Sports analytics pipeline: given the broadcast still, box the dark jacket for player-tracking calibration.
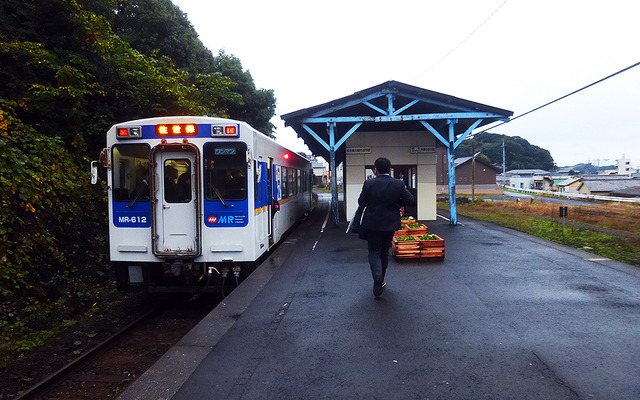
[357,174,415,238]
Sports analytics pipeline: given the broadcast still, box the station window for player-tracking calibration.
[112,144,150,202]
[203,142,247,202]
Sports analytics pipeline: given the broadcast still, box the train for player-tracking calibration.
[91,116,313,293]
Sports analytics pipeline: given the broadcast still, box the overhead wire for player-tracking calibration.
[473,60,640,136]
[411,0,510,80]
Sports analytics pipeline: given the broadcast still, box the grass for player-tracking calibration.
[451,199,640,268]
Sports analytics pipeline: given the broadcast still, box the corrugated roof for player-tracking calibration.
[611,186,640,197]
[455,157,500,171]
[506,169,550,176]
[580,179,640,192]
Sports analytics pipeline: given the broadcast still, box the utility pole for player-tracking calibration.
[472,151,480,201]
[472,139,475,201]
[502,139,506,187]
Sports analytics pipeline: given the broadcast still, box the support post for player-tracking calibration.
[329,123,339,224]
[447,120,458,225]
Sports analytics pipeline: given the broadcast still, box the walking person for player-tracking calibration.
[357,157,415,297]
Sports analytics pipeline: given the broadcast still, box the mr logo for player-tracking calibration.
[208,215,235,224]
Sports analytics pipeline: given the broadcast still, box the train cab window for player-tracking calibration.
[164,159,191,203]
[112,144,150,202]
[203,142,247,201]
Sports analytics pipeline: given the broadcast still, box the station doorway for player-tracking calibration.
[364,164,418,219]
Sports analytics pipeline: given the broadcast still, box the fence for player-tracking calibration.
[504,186,640,204]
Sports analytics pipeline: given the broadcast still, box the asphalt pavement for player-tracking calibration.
[119,196,640,400]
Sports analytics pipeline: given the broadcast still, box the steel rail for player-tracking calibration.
[14,307,159,400]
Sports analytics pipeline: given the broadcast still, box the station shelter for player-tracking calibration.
[281,81,512,225]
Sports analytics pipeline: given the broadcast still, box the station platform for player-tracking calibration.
[119,195,640,400]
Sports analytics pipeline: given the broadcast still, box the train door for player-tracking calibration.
[268,157,274,246]
[152,145,200,256]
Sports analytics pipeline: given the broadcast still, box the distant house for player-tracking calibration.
[577,176,640,196]
[611,186,640,198]
[311,159,328,185]
[557,177,582,193]
[505,169,550,190]
[436,151,500,192]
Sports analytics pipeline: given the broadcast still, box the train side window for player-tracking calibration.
[281,167,288,198]
[112,144,150,202]
[203,142,247,202]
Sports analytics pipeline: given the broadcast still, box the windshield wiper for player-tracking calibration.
[127,181,149,208]
[211,183,230,207]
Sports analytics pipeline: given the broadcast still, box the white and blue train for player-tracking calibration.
[92,116,312,293]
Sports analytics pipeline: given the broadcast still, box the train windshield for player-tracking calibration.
[203,142,247,202]
[112,144,150,202]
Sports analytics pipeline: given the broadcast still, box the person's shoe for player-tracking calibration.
[374,281,384,297]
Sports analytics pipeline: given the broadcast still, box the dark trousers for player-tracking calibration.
[366,230,395,283]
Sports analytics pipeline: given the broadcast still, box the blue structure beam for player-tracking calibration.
[328,123,339,224]
[454,119,483,148]
[334,122,363,150]
[393,99,419,116]
[300,112,502,123]
[309,91,389,117]
[308,91,477,118]
[447,119,458,225]
[363,101,387,115]
[301,124,330,151]
[420,121,448,147]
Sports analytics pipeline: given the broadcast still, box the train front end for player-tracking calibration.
[96,116,267,293]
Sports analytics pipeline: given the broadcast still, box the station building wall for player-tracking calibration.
[344,130,437,222]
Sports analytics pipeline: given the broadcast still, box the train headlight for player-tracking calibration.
[211,125,239,137]
[116,126,142,139]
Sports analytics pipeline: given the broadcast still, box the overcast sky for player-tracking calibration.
[172,0,639,169]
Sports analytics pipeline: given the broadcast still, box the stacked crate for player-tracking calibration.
[392,218,445,260]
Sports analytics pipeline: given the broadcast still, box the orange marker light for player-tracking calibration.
[225,126,236,135]
[283,153,290,160]
[117,128,129,137]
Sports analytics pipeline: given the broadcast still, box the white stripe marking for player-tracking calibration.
[321,205,330,233]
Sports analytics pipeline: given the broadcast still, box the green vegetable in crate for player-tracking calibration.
[407,223,422,228]
[419,234,437,240]
[396,236,416,241]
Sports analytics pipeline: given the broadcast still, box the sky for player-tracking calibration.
[172,0,639,169]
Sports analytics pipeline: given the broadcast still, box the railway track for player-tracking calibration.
[12,295,219,400]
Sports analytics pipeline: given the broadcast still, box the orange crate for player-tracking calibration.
[395,223,428,236]
[392,236,420,257]
[419,234,445,259]
[393,233,445,260]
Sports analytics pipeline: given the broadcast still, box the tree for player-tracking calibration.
[0,0,278,346]
[457,132,556,172]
